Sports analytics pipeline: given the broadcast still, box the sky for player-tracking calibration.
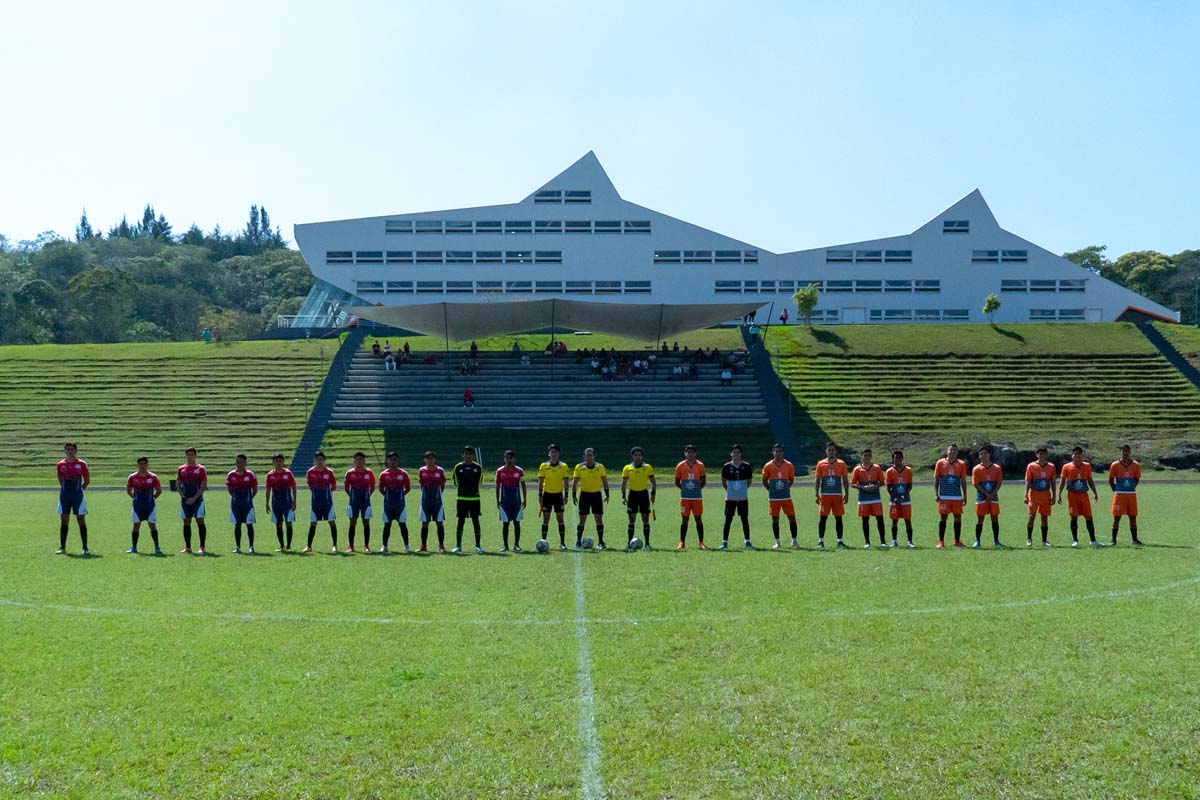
[2,0,1197,258]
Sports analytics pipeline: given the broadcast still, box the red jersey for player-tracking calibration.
[226,469,257,498]
[495,464,525,489]
[306,466,338,492]
[176,464,207,493]
[126,472,161,494]
[379,467,411,494]
[419,465,447,490]
[344,467,376,493]
[57,458,89,485]
[266,469,297,493]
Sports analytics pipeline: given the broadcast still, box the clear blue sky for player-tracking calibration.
[2,1,1197,258]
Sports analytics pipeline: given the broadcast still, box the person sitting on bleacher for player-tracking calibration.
[384,353,396,371]
[720,368,733,386]
[511,341,520,358]
[372,342,382,358]
[463,388,474,408]
[402,342,411,362]
[590,357,601,374]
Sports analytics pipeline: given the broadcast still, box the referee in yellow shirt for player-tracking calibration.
[572,448,610,550]
[621,446,657,549]
[537,444,572,550]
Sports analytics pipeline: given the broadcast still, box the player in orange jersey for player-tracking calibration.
[674,445,707,549]
[933,444,968,548]
[1107,444,1142,545]
[1024,447,1057,546]
[762,444,798,549]
[850,449,887,548]
[971,445,1004,548]
[1058,446,1102,547]
[813,442,850,549]
[884,450,915,548]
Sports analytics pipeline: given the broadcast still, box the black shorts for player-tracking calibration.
[626,489,651,515]
[578,491,604,516]
[541,492,565,513]
[725,499,749,519]
[456,499,481,519]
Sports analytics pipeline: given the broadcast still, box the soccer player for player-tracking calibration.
[763,443,798,549]
[226,454,258,554]
[452,446,484,553]
[1108,444,1142,545]
[496,450,527,551]
[177,447,208,554]
[884,450,915,548]
[378,451,411,553]
[125,457,163,555]
[972,446,1004,548]
[813,442,849,549]
[674,444,707,549]
[418,451,447,552]
[572,447,609,550]
[1058,446,1102,547]
[344,451,376,553]
[1025,447,1057,547]
[537,443,572,550]
[621,447,656,549]
[55,443,90,555]
[850,449,887,548]
[265,454,297,552]
[934,444,968,548]
[720,444,753,549]
[304,451,339,553]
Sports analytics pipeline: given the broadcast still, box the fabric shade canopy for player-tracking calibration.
[350,299,764,341]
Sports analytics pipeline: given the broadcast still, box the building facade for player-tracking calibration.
[292,152,1178,330]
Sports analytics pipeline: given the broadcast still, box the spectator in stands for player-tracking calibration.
[463,388,474,408]
[720,368,733,386]
[511,341,521,358]
[633,357,642,373]
[661,342,669,352]
[557,341,567,355]
[672,364,683,378]
[384,353,397,371]
[200,327,213,343]
[470,341,479,356]
[383,341,392,356]
[422,353,435,365]
[402,342,411,362]
[748,324,759,342]
[590,356,601,374]
[520,354,532,367]
[647,352,657,369]
[372,342,382,358]
[673,341,680,352]
[779,308,790,325]
[688,363,699,380]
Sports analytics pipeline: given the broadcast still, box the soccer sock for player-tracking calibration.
[234,524,242,549]
[307,524,316,548]
[596,525,605,546]
[383,522,392,548]
[473,518,481,548]
[399,523,409,548]
[789,516,798,539]
[627,519,635,542]
[329,522,338,548]
[723,512,732,542]
[891,519,898,541]
[861,517,870,544]
[286,523,293,548]
[276,523,286,549]
[874,516,884,543]
[131,528,139,549]
[514,521,522,547]
[834,516,843,541]
[348,522,356,549]
[60,521,68,549]
[149,526,159,548]
[246,525,254,549]
[1070,518,1079,542]
[78,521,88,550]
[1085,518,1096,542]
[938,517,947,543]
[953,517,962,542]
[818,515,827,543]
[420,525,429,549]
[502,522,509,549]
[1130,522,1139,541]
[991,516,1000,544]
[558,521,566,546]
[196,521,205,549]
[680,518,689,544]
[695,517,704,543]
[1041,521,1049,542]
[182,522,192,549]
[975,520,983,543]
[739,514,749,540]
[362,520,371,549]
[905,520,913,543]
[436,523,445,548]
[456,518,465,548]
[1111,522,1119,542]
[641,521,649,546]
[576,521,585,545]
[772,517,781,541]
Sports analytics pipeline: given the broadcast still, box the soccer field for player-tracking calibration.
[2,486,1198,799]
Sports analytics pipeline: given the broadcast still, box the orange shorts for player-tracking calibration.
[769,499,795,517]
[975,500,1000,517]
[888,503,912,521]
[1067,493,1092,518]
[1111,494,1138,518]
[1027,498,1052,517]
[817,495,844,517]
[857,502,882,517]
[679,499,703,517]
[937,499,963,516]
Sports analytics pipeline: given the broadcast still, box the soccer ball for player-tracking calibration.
[580,537,594,550]
[535,539,550,554]
[629,537,644,551]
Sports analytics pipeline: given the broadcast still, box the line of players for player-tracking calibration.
[53,440,1144,555]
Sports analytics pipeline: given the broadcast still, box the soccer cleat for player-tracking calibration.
[773,541,781,550]
[380,546,389,554]
[891,540,898,548]
[451,546,462,554]
[438,546,446,553]
[879,541,888,549]
[514,545,522,552]
[791,538,800,549]
[232,547,240,554]
[907,541,916,549]
[500,546,509,552]
[952,540,965,548]
[1042,541,1053,547]
[972,541,981,549]
[560,543,568,551]
[994,542,1006,548]
[181,547,192,554]
[1090,540,1105,548]
[597,543,607,550]
[362,546,371,554]
[154,547,163,556]
[247,547,255,554]
[744,540,753,549]
[475,546,484,554]
[275,547,284,553]
[1071,541,1079,548]
[1132,538,1144,546]
[126,546,138,554]
[331,546,339,553]
[718,541,728,550]
[836,541,848,550]
[863,543,871,549]
[935,541,944,549]
[405,545,413,553]
[1111,537,1118,546]
[346,546,355,554]
[81,549,91,557]
[698,541,708,550]
[198,547,207,555]
[300,546,312,553]
[677,542,685,549]
[55,547,65,554]
[817,540,825,549]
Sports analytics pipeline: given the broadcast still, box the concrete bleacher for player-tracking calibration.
[329,349,769,429]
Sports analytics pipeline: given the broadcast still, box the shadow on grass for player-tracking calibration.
[66,552,103,559]
[811,328,849,353]
[990,324,1026,344]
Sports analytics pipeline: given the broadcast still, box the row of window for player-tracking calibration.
[801,279,942,293]
[1030,308,1087,321]
[355,279,651,296]
[868,308,970,322]
[1001,279,1085,292]
[654,250,759,264]
[972,250,1029,262]
[328,250,564,265]
[943,220,970,233]
[825,249,913,263]
[534,189,591,203]
[383,219,650,235]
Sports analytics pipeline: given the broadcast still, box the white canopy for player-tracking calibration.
[350,299,764,341]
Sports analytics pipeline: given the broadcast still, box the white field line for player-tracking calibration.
[573,553,606,800]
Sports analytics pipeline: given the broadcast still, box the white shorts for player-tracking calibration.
[131,506,157,524]
[347,504,372,520]
[419,506,444,523]
[229,507,257,524]
[499,505,523,523]
[270,509,296,523]
[180,499,206,520]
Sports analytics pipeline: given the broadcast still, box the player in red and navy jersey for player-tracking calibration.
[1108,444,1142,545]
[125,457,163,555]
[378,451,411,553]
[344,451,376,553]
[177,448,208,554]
[226,454,258,554]
[418,451,448,552]
[495,450,527,551]
[265,454,298,552]
[1058,446,1102,548]
[55,443,90,555]
[304,451,339,553]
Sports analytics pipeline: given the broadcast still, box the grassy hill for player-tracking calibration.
[765,323,1200,471]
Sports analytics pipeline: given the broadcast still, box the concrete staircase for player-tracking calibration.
[290,326,367,472]
[1136,322,1200,391]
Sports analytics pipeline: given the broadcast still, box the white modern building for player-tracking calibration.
[292,152,1178,337]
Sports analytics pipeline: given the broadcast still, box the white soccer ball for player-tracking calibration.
[580,537,594,550]
[629,537,644,551]
[535,538,550,554]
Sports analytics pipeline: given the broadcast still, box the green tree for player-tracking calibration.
[75,210,95,241]
[14,279,64,343]
[1062,245,1110,274]
[67,268,136,342]
[1102,251,1175,300]
[180,224,205,246]
[792,282,820,327]
[983,292,1001,324]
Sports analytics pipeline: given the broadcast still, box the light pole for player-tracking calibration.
[302,380,316,422]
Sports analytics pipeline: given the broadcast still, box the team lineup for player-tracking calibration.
[52,440,1145,557]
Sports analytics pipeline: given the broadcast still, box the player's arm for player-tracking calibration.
[841,471,849,503]
[250,478,258,501]
[620,475,629,504]
[602,475,610,503]
[126,478,134,499]
[290,476,297,507]
[1107,469,1116,492]
[1088,476,1098,500]
[344,474,352,496]
[699,471,707,488]
[649,472,657,501]
[81,464,90,491]
[675,471,682,490]
[571,475,579,504]
[1056,474,1066,504]
[196,476,206,503]
[520,476,527,508]
[813,473,820,500]
[153,477,162,500]
[495,475,501,506]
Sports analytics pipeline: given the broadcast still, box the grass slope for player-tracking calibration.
[1,486,1197,799]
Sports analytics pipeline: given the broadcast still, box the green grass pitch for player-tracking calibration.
[1,485,1198,799]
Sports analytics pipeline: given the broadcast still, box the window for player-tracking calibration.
[943,220,969,233]
[445,251,473,263]
[856,250,882,263]
[854,280,882,292]
[356,280,383,293]
[535,220,562,234]
[595,281,622,294]
[972,250,1000,262]
[826,280,853,293]
[535,281,563,294]
[885,279,913,292]
[810,309,839,322]
[416,281,444,293]
[384,220,413,234]
[475,221,501,234]
[446,281,473,293]
[1001,279,1027,292]
[743,250,758,263]
[326,250,353,264]
[760,280,776,293]
[1030,280,1056,292]
[444,221,473,234]
[565,221,592,234]
[1029,309,1057,320]
[505,251,533,264]
[1058,308,1086,320]
[534,251,562,263]
[625,280,651,294]
[534,190,562,203]
[869,310,882,321]
[943,309,969,321]
[505,281,532,293]
[594,220,621,234]
[564,190,591,203]
[624,221,651,233]
[715,280,741,294]
[684,250,713,263]
[884,250,913,262]
[778,280,796,292]
[1059,279,1086,292]
[386,280,413,293]
[885,309,913,321]
[566,281,593,294]
[476,251,502,263]
[415,220,443,234]
[914,279,941,293]
[743,280,758,292]
[826,249,854,263]
[715,250,742,263]
[476,281,502,294]
[797,280,822,292]
[416,251,442,263]
[504,221,532,234]
[915,309,940,320]
[386,251,414,264]
[1001,249,1028,262]
[654,250,681,263]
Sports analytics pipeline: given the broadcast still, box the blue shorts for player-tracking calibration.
[499,503,523,523]
[229,502,256,525]
[57,492,87,516]
[180,497,206,519]
[420,503,444,523]
[132,502,157,523]
[383,503,407,523]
